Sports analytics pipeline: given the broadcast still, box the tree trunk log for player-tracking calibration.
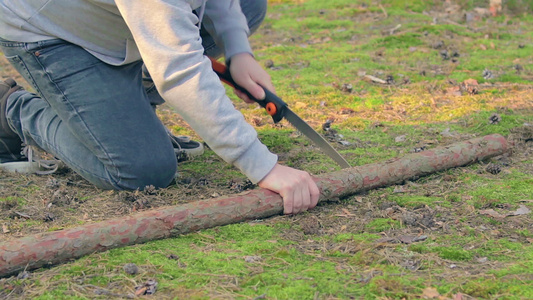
[0,134,509,277]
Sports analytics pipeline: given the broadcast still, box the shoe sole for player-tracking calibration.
[0,161,41,173]
[181,143,204,157]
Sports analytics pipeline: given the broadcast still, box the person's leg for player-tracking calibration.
[0,38,177,190]
[202,0,268,59]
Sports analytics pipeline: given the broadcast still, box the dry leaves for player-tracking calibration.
[375,235,427,244]
[335,208,355,217]
[480,204,531,219]
[135,279,158,296]
[461,78,479,95]
[421,287,440,299]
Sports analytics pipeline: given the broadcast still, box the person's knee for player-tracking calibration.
[114,149,177,190]
[241,0,268,34]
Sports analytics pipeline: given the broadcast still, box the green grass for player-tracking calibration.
[0,196,26,209]
[2,1,533,299]
[365,218,403,232]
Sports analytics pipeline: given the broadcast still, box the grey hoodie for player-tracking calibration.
[0,0,278,183]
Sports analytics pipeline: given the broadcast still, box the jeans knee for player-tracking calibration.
[241,0,268,34]
[114,150,177,190]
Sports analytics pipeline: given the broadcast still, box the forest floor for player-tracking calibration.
[1,0,532,299]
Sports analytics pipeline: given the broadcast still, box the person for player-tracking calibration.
[0,0,319,214]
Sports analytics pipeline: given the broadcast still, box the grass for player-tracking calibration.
[1,0,533,299]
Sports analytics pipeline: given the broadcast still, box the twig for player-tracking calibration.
[389,24,402,35]
[14,212,31,219]
[378,4,388,18]
[364,75,387,84]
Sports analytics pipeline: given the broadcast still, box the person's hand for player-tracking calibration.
[258,164,320,215]
[229,53,275,104]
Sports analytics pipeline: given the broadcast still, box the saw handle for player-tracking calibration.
[209,56,287,123]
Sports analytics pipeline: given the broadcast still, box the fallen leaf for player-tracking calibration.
[446,86,462,96]
[480,205,531,218]
[393,186,406,193]
[339,107,354,114]
[135,279,158,296]
[489,0,502,16]
[395,135,407,142]
[251,116,263,127]
[453,293,465,300]
[479,209,506,219]
[461,78,479,94]
[134,287,147,296]
[463,78,479,85]
[2,224,9,234]
[341,208,355,216]
[399,235,428,244]
[340,83,353,93]
[375,237,397,244]
[244,256,262,263]
[422,287,440,299]
[399,235,416,244]
[509,204,531,216]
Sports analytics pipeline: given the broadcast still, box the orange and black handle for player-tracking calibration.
[209,56,287,123]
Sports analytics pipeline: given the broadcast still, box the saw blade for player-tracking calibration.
[284,109,351,169]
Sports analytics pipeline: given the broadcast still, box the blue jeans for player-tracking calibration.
[0,0,267,190]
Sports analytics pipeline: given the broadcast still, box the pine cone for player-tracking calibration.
[488,113,501,125]
[486,163,502,175]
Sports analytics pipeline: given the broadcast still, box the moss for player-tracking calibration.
[458,171,533,207]
[365,218,402,232]
[371,33,425,49]
[380,0,433,13]
[333,232,381,243]
[436,246,474,261]
[13,1,533,299]
[0,196,26,209]
[461,279,506,298]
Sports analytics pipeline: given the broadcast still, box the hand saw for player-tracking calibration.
[209,57,351,169]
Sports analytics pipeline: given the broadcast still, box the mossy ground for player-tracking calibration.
[1,1,532,299]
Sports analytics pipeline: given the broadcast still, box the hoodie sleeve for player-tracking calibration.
[114,0,277,183]
[200,0,253,60]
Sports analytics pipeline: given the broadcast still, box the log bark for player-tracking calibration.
[0,134,509,277]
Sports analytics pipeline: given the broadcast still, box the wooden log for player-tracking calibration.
[0,134,509,277]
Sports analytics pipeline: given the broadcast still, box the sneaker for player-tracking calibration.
[142,68,204,162]
[0,78,23,163]
[167,129,204,162]
[0,78,63,174]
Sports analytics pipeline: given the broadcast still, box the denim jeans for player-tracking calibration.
[0,0,267,190]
